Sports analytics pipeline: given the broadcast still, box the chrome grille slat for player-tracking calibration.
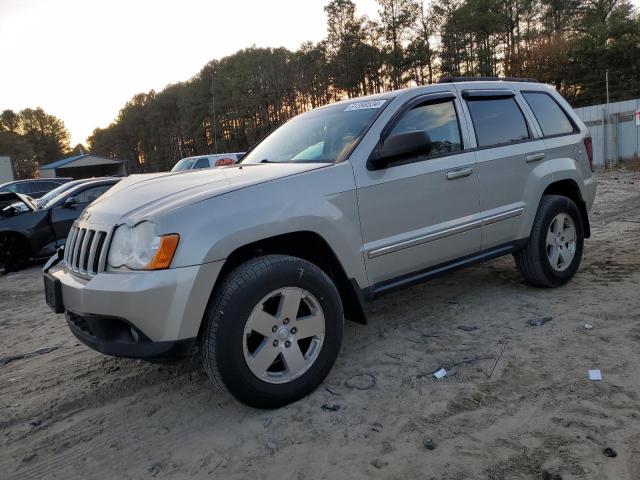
[86,231,102,276]
[72,229,86,271]
[64,224,112,277]
[78,230,91,273]
[66,226,79,265]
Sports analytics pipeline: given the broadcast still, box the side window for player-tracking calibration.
[74,185,111,204]
[14,183,31,194]
[466,97,530,147]
[390,99,463,156]
[522,92,575,137]
[193,157,210,169]
[30,181,56,193]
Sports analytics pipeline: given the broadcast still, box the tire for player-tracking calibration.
[514,195,584,287]
[200,254,344,408]
[0,233,30,274]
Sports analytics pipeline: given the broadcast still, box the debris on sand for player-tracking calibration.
[422,331,445,338]
[588,369,603,381]
[584,324,593,330]
[0,346,60,367]
[345,374,376,390]
[541,470,562,480]
[423,438,436,450]
[433,368,448,379]
[371,458,389,469]
[457,325,478,332]
[325,385,342,396]
[528,316,553,327]
[603,447,617,458]
[321,403,340,412]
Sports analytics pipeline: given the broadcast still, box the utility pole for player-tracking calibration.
[211,74,218,154]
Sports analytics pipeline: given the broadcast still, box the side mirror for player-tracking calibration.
[368,130,432,170]
[63,197,77,208]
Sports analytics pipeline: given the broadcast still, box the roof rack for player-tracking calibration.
[437,76,539,84]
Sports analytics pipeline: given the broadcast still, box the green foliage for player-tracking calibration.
[0,108,71,179]
[84,0,640,173]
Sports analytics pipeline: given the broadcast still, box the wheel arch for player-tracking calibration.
[541,179,590,238]
[201,231,367,336]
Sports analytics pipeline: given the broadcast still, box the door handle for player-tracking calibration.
[446,167,473,180]
[526,152,546,163]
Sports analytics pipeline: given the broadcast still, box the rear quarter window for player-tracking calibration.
[466,97,530,147]
[522,92,575,137]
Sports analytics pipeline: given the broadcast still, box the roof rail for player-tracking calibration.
[437,76,539,84]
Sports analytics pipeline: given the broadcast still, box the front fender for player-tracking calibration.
[159,163,369,289]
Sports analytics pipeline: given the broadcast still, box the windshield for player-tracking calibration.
[171,158,198,171]
[35,181,78,207]
[42,183,88,209]
[241,99,390,164]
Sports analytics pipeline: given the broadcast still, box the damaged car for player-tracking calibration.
[0,178,120,272]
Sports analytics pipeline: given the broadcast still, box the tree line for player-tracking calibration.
[3,0,640,178]
[0,108,77,179]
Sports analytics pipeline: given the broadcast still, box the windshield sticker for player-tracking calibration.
[344,100,387,111]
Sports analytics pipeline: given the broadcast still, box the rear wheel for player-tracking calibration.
[200,255,344,408]
[0,233,30,273]
[515,195,584,287]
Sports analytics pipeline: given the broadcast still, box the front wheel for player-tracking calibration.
[0,233,30,274]
[514,195,584,287]
[200,255,344,408]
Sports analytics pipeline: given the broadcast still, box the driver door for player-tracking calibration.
[354,93,481,289]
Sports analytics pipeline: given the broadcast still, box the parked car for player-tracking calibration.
[44,79,596,408]
[0,178,120,272]
[170,153,245,171]
[8,177,116,213]
[0,177,73,199]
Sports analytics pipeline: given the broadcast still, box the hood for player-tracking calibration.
[84,162,329,224]
[0,192,36,218]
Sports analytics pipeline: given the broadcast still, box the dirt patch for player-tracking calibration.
[1,169,640,479]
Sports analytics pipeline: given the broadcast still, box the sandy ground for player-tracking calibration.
[1,167,640,480]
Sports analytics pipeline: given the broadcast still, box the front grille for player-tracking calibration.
[64,225,111,276]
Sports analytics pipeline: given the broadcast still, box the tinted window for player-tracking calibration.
[74,185,111,203]
[12,182,31,194]
[28,181,58,194]
[193,157,210,169]
[466,97,530,147]
[523,92,574,137]
[390,100,462,156]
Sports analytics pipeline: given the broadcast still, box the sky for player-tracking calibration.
[0,0,638,147]
[0,0,377,146]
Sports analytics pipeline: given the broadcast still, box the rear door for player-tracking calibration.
[354,92,481,288]
[458,87,545,250]
[519,90,584,175]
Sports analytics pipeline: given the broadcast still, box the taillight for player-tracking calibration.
[583,137,594,172]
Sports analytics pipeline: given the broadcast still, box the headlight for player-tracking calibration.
[107,221,179,270]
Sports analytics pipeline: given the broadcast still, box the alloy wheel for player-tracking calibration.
[546,213,577,272]
[242,287,325,384]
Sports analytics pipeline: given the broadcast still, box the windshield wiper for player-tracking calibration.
[260,159,272,163]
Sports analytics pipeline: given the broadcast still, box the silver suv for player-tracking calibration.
[44,79,596,408]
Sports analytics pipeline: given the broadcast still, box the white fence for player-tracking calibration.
[574,99,640,168]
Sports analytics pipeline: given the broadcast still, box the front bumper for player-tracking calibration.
[47,257,224,357]
[66,311,195,359]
